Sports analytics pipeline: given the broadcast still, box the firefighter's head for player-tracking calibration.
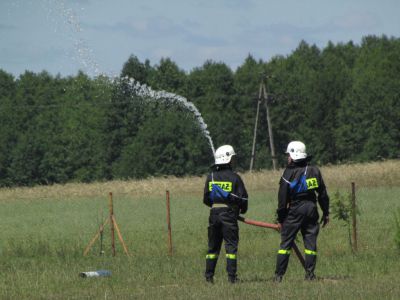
[285,141,307,162]
[215,145,236,165]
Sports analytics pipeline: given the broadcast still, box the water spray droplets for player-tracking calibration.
[119,76,215,155]
[45,0,215,157]
[46,0,101,76]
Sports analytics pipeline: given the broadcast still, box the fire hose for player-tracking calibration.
[237,216,306,269]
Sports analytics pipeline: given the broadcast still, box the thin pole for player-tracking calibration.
[166,190,173,256]
[351,182,358,252]
[249,83,263,172]
[262,82,278,170]
[109,192,116,257]
[112,215,130,256]
[100,208,104,255]
[83,218,109,256]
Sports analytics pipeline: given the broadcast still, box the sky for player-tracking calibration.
[0,0,399,77]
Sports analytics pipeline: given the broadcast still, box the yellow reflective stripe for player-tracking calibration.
[226,254,237,259]
[208,181,233,192]
[278,249,291,255]
[206,254,218,259]
[306,178,319,189]
[304,249,317,255]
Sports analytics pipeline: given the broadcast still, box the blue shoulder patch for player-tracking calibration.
[290,175,308,193]
[210,183,230,202]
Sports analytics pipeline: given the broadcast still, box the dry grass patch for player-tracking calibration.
[0,160,398,201]
[243,159,400,192]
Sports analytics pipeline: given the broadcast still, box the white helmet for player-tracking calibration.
[286,141,307,161]
[215,145,236,165]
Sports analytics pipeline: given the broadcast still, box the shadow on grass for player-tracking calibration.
[317,275,351,282]
[239,275,274,283]
[239,275,351,284]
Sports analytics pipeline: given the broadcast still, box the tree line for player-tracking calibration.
[0,35,399,186]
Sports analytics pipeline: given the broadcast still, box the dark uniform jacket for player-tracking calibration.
[203,164,248,214]
[277,159,329,223]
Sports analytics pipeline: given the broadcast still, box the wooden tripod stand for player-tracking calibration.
[83,192,130,256]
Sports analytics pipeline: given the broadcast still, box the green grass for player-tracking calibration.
[0,178,400,298]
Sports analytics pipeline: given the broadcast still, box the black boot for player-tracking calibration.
[205,257,218,282]
[274,274,283,283]
[305,271,316,281]
[206,277,214,284]
[226,256,237,283]
[275,252,290,280]
[228,275,239,283]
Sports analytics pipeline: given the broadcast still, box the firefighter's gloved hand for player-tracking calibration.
[320,215,329,228]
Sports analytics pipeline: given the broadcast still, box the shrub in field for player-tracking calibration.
[331,190,358,251]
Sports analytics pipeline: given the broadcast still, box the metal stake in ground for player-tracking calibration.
[237,216,306,269]
[351,182,358,252]
[100,208,104,255]
[108,192,130,256]
[166,190,173,256]
[109,192,116,257]
[83,218,109,256]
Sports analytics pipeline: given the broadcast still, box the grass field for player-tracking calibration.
[0,160,399,299]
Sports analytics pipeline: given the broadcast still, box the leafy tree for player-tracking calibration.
[265,42,321,165]
[0,36,399,186]
[0,70,16,185]
[120,55,152,85]
[335,35,400,161]
[234,54,264,95]
[104,78,149,179]
[113,107,211,178]
[49,72,109,182]
[186,61,251,168]
[148,57,186,94]
[309,41,355,163]
[7,71,55,185]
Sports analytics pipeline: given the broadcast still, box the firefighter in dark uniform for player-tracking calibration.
[203,145,248,284]
[274,141,329,282]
